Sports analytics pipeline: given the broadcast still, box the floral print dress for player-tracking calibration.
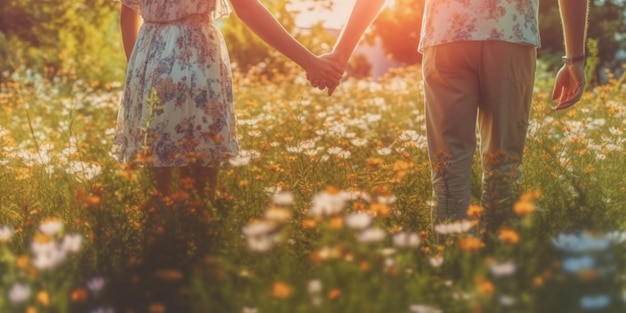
[113,0,238,167]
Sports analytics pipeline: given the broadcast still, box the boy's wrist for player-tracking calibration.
[562,54,586,65]
[332,50,351,64]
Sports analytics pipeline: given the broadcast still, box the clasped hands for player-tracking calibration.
[305,52,349,96]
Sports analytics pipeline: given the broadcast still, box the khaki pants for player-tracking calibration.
[422,41,536,232]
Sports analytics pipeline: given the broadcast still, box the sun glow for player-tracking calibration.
[289,0,396,29]
[289,0,357,29]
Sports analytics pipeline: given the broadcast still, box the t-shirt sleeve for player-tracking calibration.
[119,0,141,13]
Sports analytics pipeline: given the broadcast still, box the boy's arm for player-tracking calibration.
[559,0,589,58]
[120,4,142,61]
[310,0,386,95]
[551,0,590,110]
[330,0,387,66]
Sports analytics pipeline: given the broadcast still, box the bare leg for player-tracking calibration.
[180,165,219,203]
[149,167,174,197]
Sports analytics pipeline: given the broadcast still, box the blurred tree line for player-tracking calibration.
[0,0,624,84]
[0,0,123,83]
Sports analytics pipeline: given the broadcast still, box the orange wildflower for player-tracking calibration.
[359,261,370,271]
[309,251,322,264]
[352,200,367,211]
[272,281,292,299]
[369,202,390,216]
[179,177,195,190]
[16,255,30,270]
[74,188,87,201]
[520,190,541,201]
[329,216,344,230]
[302,218,318,230]
[577,269,600,282]
[498,228,520,245]
[583,165,595,174]
[393,160,413,171]
[325,185,341,195]
[33,233,53,245]
[70,288,88,302]
[149,303,166,313]
[327,288,342,300]
[459,237,483,251]
[513,199,535,217]
[466,205,483,218]
[84,195,102,208]
[366,157,384,167]
[209,133,224,143]
[266,164,285,173]
[154,269,184,281]
[135,150,155,166]
[476,278,495,296]
[169,191,190,202]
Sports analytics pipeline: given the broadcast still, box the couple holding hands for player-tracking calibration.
[116,0,588,230]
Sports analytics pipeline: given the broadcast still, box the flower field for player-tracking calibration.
[0,64,625,313]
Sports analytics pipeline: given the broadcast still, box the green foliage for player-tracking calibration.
[585,38,601,88]
[0,0,125,82]
[221,0,336,77]
[371,0,424,65]
[539,0,626,82]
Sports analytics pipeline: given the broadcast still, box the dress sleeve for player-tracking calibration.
[212,0,231,21]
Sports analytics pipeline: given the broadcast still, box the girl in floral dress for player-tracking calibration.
[114,0,341,200]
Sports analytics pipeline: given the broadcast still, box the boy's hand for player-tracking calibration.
[552,62,585,110]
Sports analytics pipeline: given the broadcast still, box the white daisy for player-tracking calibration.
[8,283,31,304]
[344,212,372,230]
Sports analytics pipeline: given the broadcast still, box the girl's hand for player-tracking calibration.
[307,52,348,96]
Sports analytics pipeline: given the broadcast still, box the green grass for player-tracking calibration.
[0,64,625,313]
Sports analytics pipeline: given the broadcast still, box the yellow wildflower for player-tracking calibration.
[36,290,50,307]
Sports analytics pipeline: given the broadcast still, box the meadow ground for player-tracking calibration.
[0,64,625,313]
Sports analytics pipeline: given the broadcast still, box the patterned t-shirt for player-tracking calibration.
[418,0,540,52]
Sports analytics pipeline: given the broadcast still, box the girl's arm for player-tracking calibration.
[229,0,341,88]
[120,4,142,61]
